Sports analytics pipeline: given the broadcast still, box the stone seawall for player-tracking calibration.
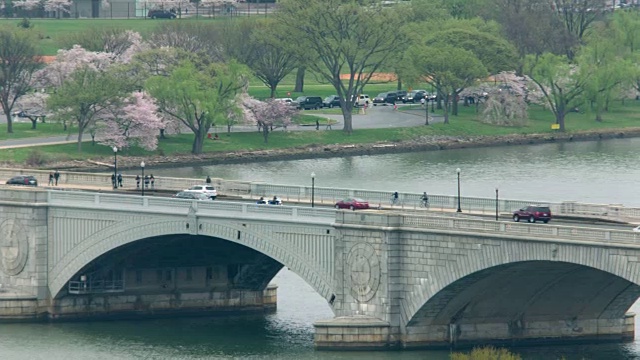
[42,128,640,172]
[0,286,277,322]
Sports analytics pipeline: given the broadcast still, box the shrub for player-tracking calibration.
[25,149,48,167]
[17,18,32,29]
[451,346,522,360]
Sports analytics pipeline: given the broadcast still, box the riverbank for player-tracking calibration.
[26,127,640,172]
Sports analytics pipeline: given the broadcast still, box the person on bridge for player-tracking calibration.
[392,191,399,205]
[111,174,116,188]
[144,175,150,189]
[54,170,60,185]
[135,175,140,189]
[150,175,155,189]
[206,176,212,184]
[421,192,429,208]
[48,172,54,186]
[117,173,123,188]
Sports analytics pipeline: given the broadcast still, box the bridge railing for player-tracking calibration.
[46,190,336,222]
[2,167,638,222]
[68,280,125,295]
[337,212,639,245]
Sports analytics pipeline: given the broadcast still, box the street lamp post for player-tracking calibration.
[495,188,499,221]
[311,172,316,208]
[456,168,462,212]
[112,146,118,189]
[425,97,429,125]
[141,161,146,196]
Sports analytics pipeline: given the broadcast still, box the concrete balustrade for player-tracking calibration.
[0,168,638,221]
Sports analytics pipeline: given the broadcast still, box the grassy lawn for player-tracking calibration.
[4,100,640,164]
[0,122,67,140]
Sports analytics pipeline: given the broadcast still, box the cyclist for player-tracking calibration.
[421,192,429,208]
[391,191,399,205]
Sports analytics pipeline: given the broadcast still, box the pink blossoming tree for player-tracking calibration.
[242,95,297,144]
[96,92,164,150]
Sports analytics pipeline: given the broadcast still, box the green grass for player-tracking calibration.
[0,18,226,55]
[0,122,67,140]
[5,100,640,164]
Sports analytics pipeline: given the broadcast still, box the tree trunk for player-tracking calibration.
[443,96,450,124]
[3,109,13,134]
[397,78,402,91]
[30,117,37,129]
[76,129,83,152]
[160,129,166,139]
[595,110,603,122]
[294,67,305,93]
[192,130,205,154]
[269,85,276,98]
[227,124,232,134]
[262,123,269,144]
[342,105,353,134]
[557,112,566,132]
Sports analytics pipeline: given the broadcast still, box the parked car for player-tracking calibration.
[395,90,408,103]
[405,90,427,103]
[183,185,217,200]
[6,175,38,186]
[148,9,177,19]
[372,92,398,106]
[354,94,371,107]
[633,225,640,233]
[323,95,341,108]
[513,205,552,223]
[274,98,293,104]
[294,96,323,110]
[174,191,209,200]
[335,197,370,210]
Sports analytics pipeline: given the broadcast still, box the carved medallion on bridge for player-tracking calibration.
[347,242,381,303]
[0,219,29,276]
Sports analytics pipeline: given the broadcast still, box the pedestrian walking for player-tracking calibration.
[206,176,212,184]
[111,174,116,188]
[48,172,54,186]
[315,119,320,130]
[54,170,60,185]
[144,175,150,189]
[150,175,155,189]
[117,173,123,188]
[136,175,140,189]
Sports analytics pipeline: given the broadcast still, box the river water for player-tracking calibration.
[4,137,640,359]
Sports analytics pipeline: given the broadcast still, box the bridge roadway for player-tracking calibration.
[1,186,640,350]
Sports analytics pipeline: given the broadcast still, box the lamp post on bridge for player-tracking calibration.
[495,187,499,221]
[112,146,118,189]
[456,168,462,213]
[141,161,145,197]
[311,172,316,208]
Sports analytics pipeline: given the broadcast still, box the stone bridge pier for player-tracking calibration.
[315,212,639,350]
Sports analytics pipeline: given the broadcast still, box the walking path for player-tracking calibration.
[0,105,441,150]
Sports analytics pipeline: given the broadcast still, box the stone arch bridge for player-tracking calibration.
[0,188,639,350]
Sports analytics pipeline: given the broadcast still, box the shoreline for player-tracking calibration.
[17,127,640,172]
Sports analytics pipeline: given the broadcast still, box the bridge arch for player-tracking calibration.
[48,216,335,305]
[402,238,640,332]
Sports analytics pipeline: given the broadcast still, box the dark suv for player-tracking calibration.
[372,92,398,106]
[294,96,323,110]
[148,9,177,19]
[323,95,341,108]
[513,205,552,223]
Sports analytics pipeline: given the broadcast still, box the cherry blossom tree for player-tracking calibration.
[13,90,48,129]
[242,96,297,144]
[33,45,114,88]
[44,0,71,17]
[96,92,164,150]
[12,0,41,11]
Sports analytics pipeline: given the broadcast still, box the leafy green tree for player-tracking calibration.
[276,0,409,134]
[146,60,246,154]
[47,68,130,151]
[524,53,589,132]
[0,26,39,134]
[407,45,487,124]
[578,31,635,122]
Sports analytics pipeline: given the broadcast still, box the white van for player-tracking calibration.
[354,94,371,107]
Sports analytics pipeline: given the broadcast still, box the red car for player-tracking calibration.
[335,197,369,210]
[513,205,552,223]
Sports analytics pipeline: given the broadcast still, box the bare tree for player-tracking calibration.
[0,27,39,134]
